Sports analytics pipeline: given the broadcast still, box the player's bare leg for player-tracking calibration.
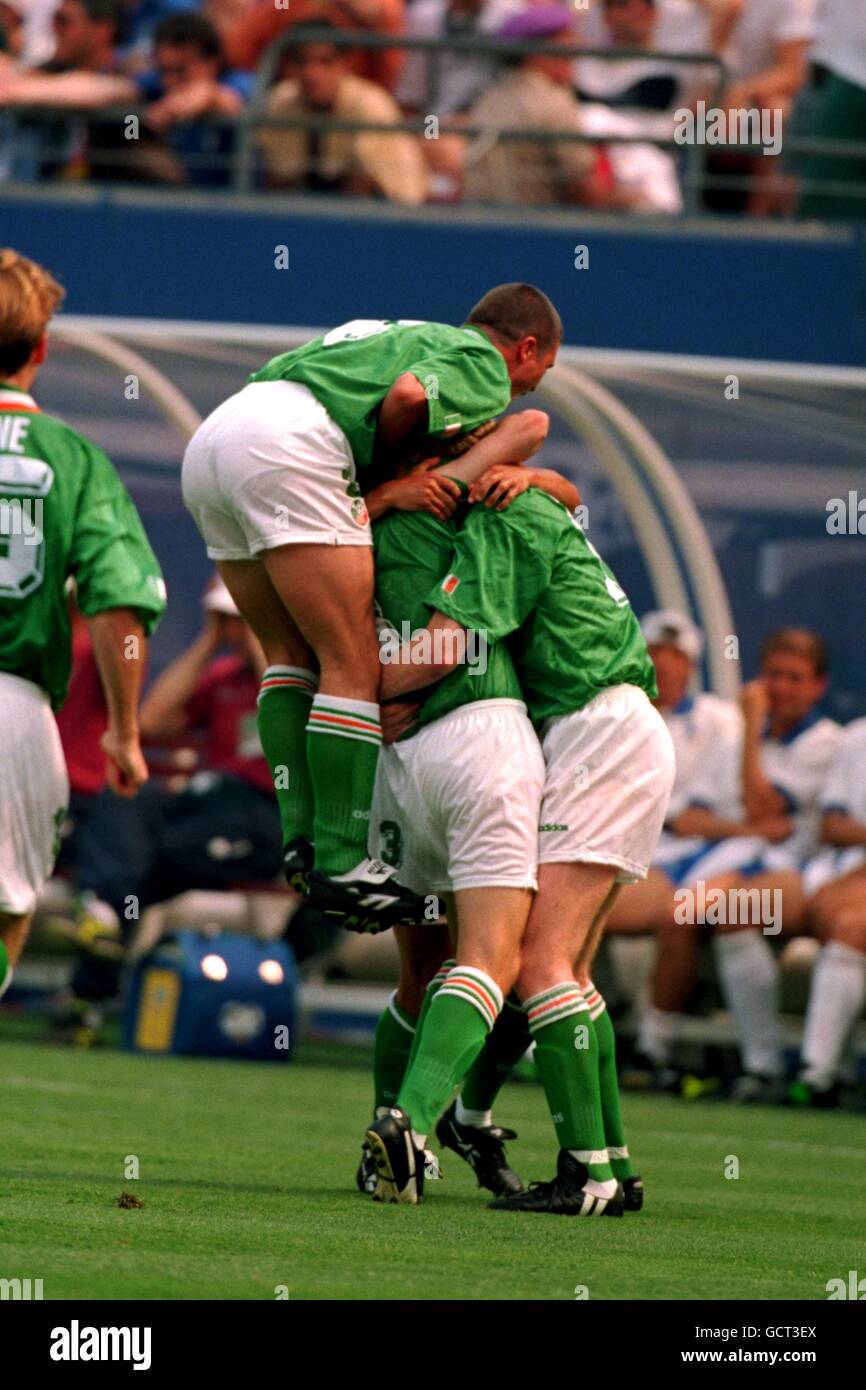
[0,910,34,1000]
[604,867,674,935]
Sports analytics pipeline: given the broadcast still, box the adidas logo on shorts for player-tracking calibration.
[539,822,569,832]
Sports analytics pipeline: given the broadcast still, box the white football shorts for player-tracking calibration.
[538,683,676,883]
[369,699,544,895]
[182,380,372,558]
[0,672,69,914]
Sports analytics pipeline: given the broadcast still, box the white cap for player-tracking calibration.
[203,576,240,617]
[640,609,703,664]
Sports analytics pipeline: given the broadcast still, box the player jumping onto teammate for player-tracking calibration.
[181,284,561,933]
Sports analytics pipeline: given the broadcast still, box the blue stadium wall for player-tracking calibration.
[3,185,865,364]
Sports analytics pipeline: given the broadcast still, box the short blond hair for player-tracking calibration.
[0,249,65,376]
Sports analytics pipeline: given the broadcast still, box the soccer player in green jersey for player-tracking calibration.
[181,284,561,932]
[367,484,676,1212]
[357,450,579,1200]
[0,249,166,1001]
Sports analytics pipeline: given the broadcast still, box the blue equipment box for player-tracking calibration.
[123,930,298,1061]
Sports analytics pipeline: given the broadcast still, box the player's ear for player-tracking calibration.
[520,335,538,362]
[33,334,49,366]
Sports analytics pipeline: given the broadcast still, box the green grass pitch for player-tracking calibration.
[2,1037,862,1301]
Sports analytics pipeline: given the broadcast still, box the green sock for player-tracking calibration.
[306,694,382,873]
[585,981,636,1182]
[405,958,455,1073]
[257,667,316,846]
[526,982,613,1183]
[373,991,417,1111]
[0,938,10,999]
[397,966,502,1138]
[459,993,530,1117]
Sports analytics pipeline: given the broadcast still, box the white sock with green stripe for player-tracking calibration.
[306,693,382,873]
[397,965,503,1142]
[526,981,615,1188]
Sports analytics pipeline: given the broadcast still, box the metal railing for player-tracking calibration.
[1,28,864,215]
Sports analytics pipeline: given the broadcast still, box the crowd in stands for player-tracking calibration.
[0,0,863,216]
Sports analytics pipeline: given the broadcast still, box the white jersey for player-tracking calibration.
[801,718,866,895]
[657,705,842,878]
[820,717,866,821]
[759,714,843,865]
[652,693,742,874]
[663,692,743,821]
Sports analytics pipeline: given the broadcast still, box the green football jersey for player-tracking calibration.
[429,489,657,727]
[249,319,511,471]
[373,504,523,736]
[0,386,166,711]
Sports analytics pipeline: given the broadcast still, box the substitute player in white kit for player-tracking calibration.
[0,248,166,998]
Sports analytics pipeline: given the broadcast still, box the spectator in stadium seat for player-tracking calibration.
[57,577,284,1040]
[640,628,843,1102]
[703,0,816,214]
[0,12,253,184]
[462,5,644,208]
[396,0,523,116]
[792,0,866,220]
[256,19,426,203]
[224,0,406,95]
[117,0,200,67]
[0,1,26,63]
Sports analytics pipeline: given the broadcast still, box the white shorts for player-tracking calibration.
[538,683,676,884]
[369,699,544,895]
[181,380,372,559]
[802,845,866,898]
[0,673,69,914]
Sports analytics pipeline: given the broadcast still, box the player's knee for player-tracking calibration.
[809,884,837,936]
[516,955,573,1001]
[830,914,866,954]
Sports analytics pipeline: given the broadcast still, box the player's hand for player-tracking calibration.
[468,462,530,510]
[740,678,770,726]
[380,700,420,744]
[101,729,149,798]
[388,464,461,521]
[750,815,794,844]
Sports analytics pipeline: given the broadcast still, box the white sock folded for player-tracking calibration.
[713,930,781,1078]
[801,941,866,1090]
